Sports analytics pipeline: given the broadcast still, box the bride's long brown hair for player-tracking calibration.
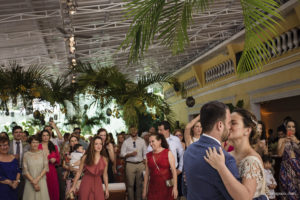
[85,136,103,166]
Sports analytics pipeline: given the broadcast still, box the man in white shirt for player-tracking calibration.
[147,121,184,174]
[120,126,147,200]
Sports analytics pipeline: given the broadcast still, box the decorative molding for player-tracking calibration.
[183,76,199,90]
[205,59,235,83]
[170,58,300,106]
[164,88,175,99]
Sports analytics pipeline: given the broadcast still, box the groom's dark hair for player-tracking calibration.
[200,101,228,133]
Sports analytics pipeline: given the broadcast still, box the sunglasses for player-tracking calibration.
[133,141,136,148]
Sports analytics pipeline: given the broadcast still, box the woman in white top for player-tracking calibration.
[184,115,202,147]
[204,108,267,200]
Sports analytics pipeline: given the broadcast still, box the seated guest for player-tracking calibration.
[23,135,49,200]
[0,136,21,200]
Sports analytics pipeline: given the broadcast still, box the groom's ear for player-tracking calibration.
[216,121,223,131]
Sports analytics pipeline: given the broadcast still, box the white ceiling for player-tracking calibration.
[0,0,247,78]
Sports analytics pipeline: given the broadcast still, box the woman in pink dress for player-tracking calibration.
[38,130,60,200]
[69,136,109,200]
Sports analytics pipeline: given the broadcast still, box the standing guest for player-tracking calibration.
[97,128,116,183]
[62,135,79,195]
[148,121,184,176]
[121,126,147,200]
[252,121,268,157]
[23,135,49,200]
[262,155,277,200]
[278,119,300,200]
[73,128,88,150]
[184,115,202,147]
[0,136,21,200]
[0,132,9,139]
[114,134,126,182]
[108,133,116,145]
[21,131,29,143]
[141,132,150,146]
[44,121,63,152]
[142,133,178,200]
[149,126,156,134]
[174,129,185,199]
[9,125,28,200]
[69,136,109,200]
[174,129,186,150]
[38,130,60,200]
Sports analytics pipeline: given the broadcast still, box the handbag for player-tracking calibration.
[152,154,174,187]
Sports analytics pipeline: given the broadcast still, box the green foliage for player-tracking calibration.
[122,0,283,72]
[0,61,176,130]
[237,0,283,73]
[226,99,244,112]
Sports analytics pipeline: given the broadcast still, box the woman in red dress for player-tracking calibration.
[38,130,60,200]
[70,136,109,200]
[143,133,178,200]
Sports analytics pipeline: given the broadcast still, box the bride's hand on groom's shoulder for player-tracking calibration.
[204,147,225,171]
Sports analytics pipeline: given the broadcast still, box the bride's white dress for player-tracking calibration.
[238,156,268,198]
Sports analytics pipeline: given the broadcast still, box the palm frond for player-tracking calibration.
[235,0,282,73]
[122,0,214,62]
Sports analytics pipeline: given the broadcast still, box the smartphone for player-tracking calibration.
[49,117,53,122]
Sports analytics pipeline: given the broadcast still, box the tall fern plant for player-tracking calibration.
[122,0,285,73]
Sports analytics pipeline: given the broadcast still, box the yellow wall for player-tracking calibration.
[165,4,300,125]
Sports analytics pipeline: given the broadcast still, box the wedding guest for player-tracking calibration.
[38,130,60,200]
[62,135,79,196]
[23,135,49,200]
[278,119,300,200]
[70,144,85,169]
[73,128,88,150]
[252,121,268,157]
[69,136,109,199]
[0,136,21,200]
[97,128,116,183]
[174,129,186,150]
[141,132,150,146]
[121,126,147,200]
[9,125,28,200]
[114,134,126,182]
[0,132,9,139]
[44,122,63,152]
[142,133,177,200]
[262,155,277,200]
[184,115,202,147]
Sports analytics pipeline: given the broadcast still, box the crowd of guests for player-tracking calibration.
[0,101,299,200]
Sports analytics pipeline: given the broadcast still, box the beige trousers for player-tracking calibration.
[126,162,145,200]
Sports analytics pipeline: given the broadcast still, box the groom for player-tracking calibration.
[183,101,267,200]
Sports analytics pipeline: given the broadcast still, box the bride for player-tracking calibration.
[204,108,268,200]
